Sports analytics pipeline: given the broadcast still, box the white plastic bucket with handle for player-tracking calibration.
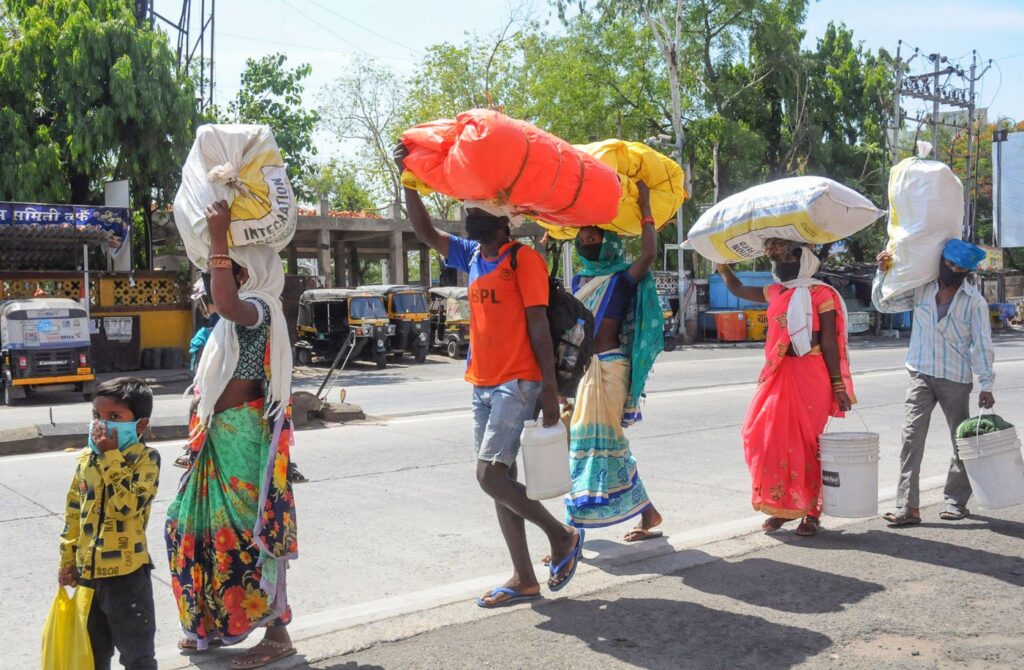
[520,420,572,501]
[956,425,1024,510]
[819,413,880,518]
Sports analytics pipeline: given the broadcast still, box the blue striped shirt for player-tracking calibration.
[872,272,995,391]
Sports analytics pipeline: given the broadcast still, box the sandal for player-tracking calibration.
[177,637,223,651]
[288,462,308,484]
[762,517,790,532]
[173,453,192,469]
[623,527,664,542]
[882,511,922,526]
[795,516,820,537]
[230,639,296,669]
[939,509,969,521]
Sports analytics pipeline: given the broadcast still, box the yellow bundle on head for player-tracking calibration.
[539,139,687,240]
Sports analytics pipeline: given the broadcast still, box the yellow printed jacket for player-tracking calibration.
[59,443,161,581]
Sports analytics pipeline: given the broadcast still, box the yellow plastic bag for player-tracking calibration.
[539,139,687,240]
[41,586,94,670]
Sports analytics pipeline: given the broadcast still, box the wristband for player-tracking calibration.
[208,257,233,270]
[640,216,655,227]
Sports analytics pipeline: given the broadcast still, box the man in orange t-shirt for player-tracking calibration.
[397,145,584,608]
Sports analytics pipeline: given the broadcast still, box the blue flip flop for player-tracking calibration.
[475,586,542,609]
[548,528,585,593]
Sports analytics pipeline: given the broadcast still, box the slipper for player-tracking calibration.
[882,511,922,526]
[624,527,664,542]
[173,454,191,469]
[177,638,224,651]
[288,463,308,484]
[762,517,790,532]
[475,586,541,609]
[795,516,820,537]
[230,639,296,669]
[549,529,585,593]
[939,510,968,521]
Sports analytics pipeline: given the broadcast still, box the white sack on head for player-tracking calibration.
[173,124,297,269]
[687,177,884,264]
[192,245,292,424]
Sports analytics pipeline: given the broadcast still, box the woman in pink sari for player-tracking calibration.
[719,239,855,536]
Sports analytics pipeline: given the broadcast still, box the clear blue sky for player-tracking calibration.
[155,0,1024,160]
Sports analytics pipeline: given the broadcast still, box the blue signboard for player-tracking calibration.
[0,202,10,226]
[9,203,74,226]
[74,206,130,250]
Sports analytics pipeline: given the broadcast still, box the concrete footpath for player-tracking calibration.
[164,493,1024,670]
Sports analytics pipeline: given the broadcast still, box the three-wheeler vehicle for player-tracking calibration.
[294,289,393,369]
[0,298,95,405]
[427,287,470,359]
[358,285,431,363]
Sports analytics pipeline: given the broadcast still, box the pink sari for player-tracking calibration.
[741,284,856,519]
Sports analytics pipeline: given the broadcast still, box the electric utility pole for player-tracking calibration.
[891,43,992,241]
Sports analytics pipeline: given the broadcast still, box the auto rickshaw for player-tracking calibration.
[427,287,470,359]
[0,298,95,405]
[358,285,431,363]
[294,289,394,369]
[659,293,678,352]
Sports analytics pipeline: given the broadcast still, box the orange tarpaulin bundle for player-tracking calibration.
[400,109,622,227]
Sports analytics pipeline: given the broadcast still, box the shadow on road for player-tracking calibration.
[533,597,832,670]
[678,557,884,613]
[312,663,386,670]
[778,524,1024,587]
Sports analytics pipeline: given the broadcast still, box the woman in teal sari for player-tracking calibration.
[565,182,666,540]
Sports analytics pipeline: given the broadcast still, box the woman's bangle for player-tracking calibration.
[641,216,655,227]
[208,257,233,270]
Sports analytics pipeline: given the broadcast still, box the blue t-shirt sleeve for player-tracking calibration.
[445,236,478,274]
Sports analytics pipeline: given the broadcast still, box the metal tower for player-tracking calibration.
[136,0,216,113]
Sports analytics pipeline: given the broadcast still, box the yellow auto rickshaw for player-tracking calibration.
[427,287,470,359]
[359,285,431,363]
[0,298,95,404]
[294,289,394,369]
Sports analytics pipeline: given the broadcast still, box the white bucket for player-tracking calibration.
[955,428,1024,510]
[520,421,572,501]
[819,431,880,518]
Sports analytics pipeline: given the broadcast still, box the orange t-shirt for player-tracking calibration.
[445,238,549,386]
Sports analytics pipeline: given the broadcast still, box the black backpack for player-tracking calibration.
[505,244,595,398]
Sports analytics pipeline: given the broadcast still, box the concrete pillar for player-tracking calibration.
[346,243,359,285]
[317,229,331,286]
[418,247,431,287]
[388,230,405,284]
[319,198,329,217]
[333,241,347,287]
[402,244,410,285]
[287,244,298,275]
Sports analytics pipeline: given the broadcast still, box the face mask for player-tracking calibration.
[577,242,603,262]
[88,419,141,454]
[773,260,801,283]
[939,263,967,287]
[465,213,506,243]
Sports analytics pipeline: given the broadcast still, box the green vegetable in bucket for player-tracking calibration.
[956,414,1014,439]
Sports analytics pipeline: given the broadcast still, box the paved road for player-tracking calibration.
[2,337,1023,668]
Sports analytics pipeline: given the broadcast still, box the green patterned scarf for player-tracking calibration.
[575,231,664,422]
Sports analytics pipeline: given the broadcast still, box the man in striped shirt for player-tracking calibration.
[872,239,996,526]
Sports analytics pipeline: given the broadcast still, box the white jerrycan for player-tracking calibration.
[520,420,572,500]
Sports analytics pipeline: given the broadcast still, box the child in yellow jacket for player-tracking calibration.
[58,377,161,670]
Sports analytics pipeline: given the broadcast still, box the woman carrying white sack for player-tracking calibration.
[165,201,300,669]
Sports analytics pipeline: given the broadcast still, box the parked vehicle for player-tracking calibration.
[294,289,393,369]
[358,285,431,363]
[427,287,470,359]
[0,298,95,404]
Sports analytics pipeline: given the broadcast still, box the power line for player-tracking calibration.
[994,50,1024,61]
[301,0,420,54]
[280,0,371,57]
[219,31,360,57]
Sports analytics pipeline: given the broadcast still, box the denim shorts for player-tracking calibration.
[472,379,543,467]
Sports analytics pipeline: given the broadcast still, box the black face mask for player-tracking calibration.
[577,242,603,262]
[773,260,801,283]
[465,213,507,243]
[939,263,967,287]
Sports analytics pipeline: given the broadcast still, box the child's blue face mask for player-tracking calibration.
[88,420,141,454]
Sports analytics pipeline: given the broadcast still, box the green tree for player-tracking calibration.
[227,53,320,201]
[307,159,377,213]
[0,0,196,261]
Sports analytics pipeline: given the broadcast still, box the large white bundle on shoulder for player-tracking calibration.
[878,141,964,301]
[686,176,884,263]
[173,124,297,269]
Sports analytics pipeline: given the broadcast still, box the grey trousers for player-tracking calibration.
[896,371,973,513]
[86,566,157,670]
